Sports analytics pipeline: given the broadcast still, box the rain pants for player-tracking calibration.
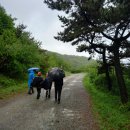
[28,70,35,88]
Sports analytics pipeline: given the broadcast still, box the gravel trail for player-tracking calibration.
[0,74,99,130]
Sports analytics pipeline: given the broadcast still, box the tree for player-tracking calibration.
[0,5,14,34]
[15,24,26,38]
[44,0,130,103]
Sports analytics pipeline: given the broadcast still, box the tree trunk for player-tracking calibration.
[103,49,112,91]
[113,47,128,104]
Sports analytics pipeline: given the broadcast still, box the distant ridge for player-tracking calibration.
[46,50,96,70]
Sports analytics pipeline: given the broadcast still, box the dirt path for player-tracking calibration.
[0,74,99,130]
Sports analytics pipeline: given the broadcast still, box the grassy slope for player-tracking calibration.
[83,74,130,130]
[47,51,96,69]
[0,82,27,99]
[0,74,27,99]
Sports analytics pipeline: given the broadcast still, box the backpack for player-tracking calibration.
[40,78,50,90]
[32,76,43,88]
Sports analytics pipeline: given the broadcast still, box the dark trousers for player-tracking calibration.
[36,87,41,99]
[46,89,51,98]
[55,86,62,102]
[54,79,63,103]
[28,87,34,94]
[46,82,52,98]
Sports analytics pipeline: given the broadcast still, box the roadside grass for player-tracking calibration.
[0,75,27,99]
[65,71,71,76]
[83,74,130,130]
[0,83,27,99]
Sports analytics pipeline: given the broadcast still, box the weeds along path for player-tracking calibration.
[0,74,99,130]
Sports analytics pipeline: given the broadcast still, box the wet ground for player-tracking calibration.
[0,74,99,130]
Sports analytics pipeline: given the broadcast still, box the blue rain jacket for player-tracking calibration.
[28,70,35,88]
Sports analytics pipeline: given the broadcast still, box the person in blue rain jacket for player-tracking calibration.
[28,70,35,94]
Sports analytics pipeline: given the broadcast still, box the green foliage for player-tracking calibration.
[0,74,27,99]
[0,29,46,78]
[0,5,51,78]
[124,66,130,79]
[94,74,107,88]
[0,74,16,87]
[83,75,130,130]
[47,52,63,69]
[47,51,97,73]
[58,54,89,71]
[124,76,130,98]
[85,63,98,83]
[88,65,130,97]
[0,6,14,34]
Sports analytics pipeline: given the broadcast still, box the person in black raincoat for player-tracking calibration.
[54,78,63,104]
[48,67,65,104]
[45,72,53,98]
[32,72,43,99]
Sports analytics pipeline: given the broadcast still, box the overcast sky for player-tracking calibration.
[0,0,89,57]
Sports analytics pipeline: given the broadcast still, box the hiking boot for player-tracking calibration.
[55,98,57,102]
[58,99,60,104]
[28,92,32,95]
[37,95,40,99]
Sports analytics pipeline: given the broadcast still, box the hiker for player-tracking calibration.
[32,72,43,99]
[28,70,35,94]
[54,77,64,104]
[45,72,53,98]
[48,67,65,104]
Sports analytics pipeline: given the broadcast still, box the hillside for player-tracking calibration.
[46,51,96,71]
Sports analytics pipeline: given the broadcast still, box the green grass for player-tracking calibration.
[83,74,130,130]
[0,75,27,99]
[65,71,71,76]
[0,82,27,99]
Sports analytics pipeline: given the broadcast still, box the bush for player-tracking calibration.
[94,74,107,89]
[0,75,16,87]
